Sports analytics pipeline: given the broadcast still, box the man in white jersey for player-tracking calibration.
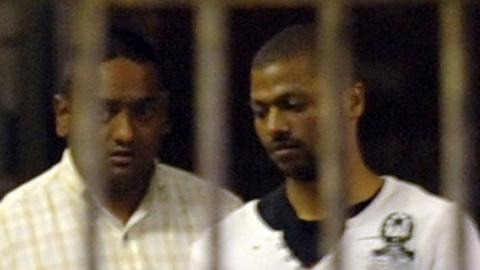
[0,28,242,270]
[189,24,480,270]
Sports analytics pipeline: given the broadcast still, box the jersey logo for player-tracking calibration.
[368,212,415,270]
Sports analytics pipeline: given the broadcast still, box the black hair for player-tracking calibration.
[252,24,316,70]
[251,23,368,83]
[105,28,158,65]
[58,28,164,96]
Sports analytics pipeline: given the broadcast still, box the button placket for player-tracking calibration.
[119,234,146,270]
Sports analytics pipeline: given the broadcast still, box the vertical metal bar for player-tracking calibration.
[316,1,351,269]
[194,1,228,270]
[439,1,468,269]
[15,0,52,180]
[0,0,18,190]
[69,0,107,269]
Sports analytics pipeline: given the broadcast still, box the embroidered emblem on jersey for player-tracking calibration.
[368,212,415,270]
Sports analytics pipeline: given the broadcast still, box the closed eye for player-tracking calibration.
[99,102,119,122]
[278,95,309,112]
[250,102,268,119]
[132,101,159,121]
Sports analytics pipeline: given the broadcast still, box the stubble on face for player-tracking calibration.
[282,153,317,182]
[251,55,320,183]
[100,58,166,184]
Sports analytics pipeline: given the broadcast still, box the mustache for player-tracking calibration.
[268,139,304,152]
[109,147,134,156]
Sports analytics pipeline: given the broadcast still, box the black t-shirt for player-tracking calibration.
[257,185,379,268]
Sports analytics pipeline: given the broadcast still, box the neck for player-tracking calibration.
[286,152,382,222]
[102,181,150,223]
[72,150,153,224]
[286,179,325,221]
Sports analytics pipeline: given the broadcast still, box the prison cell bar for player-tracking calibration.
[108,0,480,9]
[439,1,468,269]
[69,1,472,270]
[194,1,229,270]
[0,1,17,194]
[316,1,351,269]
[69,0,107,269]
[108,0,440,8]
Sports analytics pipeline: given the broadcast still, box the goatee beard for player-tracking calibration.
[285,163,317,182]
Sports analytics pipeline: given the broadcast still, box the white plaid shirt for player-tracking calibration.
[0,150,242,270]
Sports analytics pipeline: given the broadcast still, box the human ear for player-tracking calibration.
[53,94,71,138]
[347,82,366,119]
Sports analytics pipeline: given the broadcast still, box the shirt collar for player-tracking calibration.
[59,148,165,229]
[61,149,88,197]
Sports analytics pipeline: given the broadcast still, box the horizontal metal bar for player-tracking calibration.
[109,0,309,8]
[108,0,474,9]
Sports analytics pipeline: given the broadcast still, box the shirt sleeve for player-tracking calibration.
[463,217,480,269]
[220,190,243,216]
[188,231,212,270]
[431,209,480,270]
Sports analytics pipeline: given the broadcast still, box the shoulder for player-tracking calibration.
[189,200,282,270]
[213,200,264,231]
[1,150,84,214]
[385,177,480,268]
[192,200,275,250]
[155,162,210,189]
[153,162,243,210]
[0,161,70,253]
[379,176,453,216]
[378,176,479,240]
[354,176,476,237]
[0,162,64,212]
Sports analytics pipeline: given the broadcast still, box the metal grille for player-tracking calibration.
[0,1,475,269]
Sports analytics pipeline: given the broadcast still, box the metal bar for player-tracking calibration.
[439,1,468,269]
[193,1,228,270]
[0,0,18,185]
[69,0,107,269]
[109,0,308,8]
[316,1,352,269]
[16,0,52,182]
[0,46,18,196]
[108,0,479,9]
[54,1,473,269]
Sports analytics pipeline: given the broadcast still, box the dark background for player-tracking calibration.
[1,2,479,223]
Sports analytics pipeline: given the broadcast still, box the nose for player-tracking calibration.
[266,107,289,136]
[111,111,134,145]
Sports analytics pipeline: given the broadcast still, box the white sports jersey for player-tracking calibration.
[189,176,480,270]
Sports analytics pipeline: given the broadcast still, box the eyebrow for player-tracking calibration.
[100,96,160,105]
[250,88,310,104]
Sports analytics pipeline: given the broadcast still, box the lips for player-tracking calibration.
[269,140,304,158]
[270,140,303,152]
[109,150,134,167]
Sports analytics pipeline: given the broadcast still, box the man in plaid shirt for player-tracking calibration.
[0,28,241,270]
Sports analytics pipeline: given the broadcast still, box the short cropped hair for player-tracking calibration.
[58,28,165,96]
[251,24,368,83]
[252,24,316,70]
[105,28,158,66]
